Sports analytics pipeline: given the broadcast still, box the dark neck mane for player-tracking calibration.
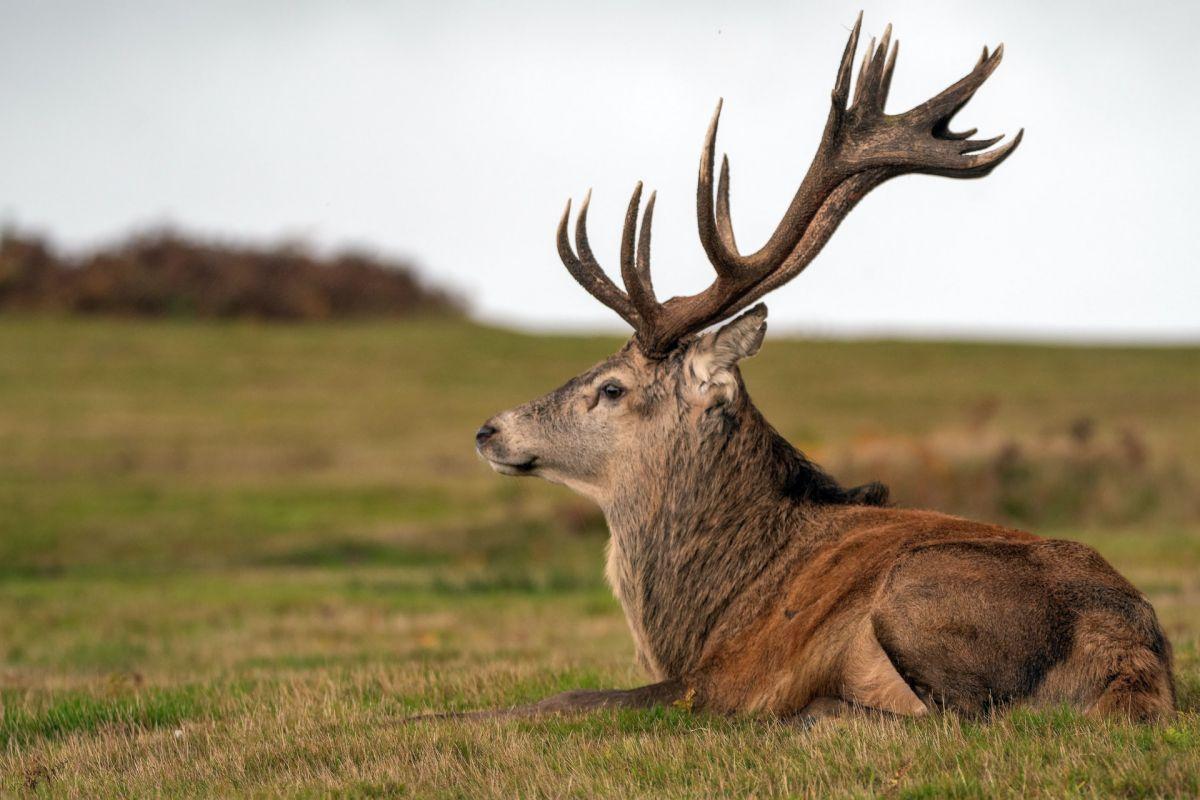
[756,405,890,507]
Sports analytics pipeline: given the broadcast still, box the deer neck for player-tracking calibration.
[601,398,804,679]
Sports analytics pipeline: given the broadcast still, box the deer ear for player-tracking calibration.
[686,304,768,404]
[709,303,768,365]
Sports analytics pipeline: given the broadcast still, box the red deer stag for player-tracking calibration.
[470,15,1174,722]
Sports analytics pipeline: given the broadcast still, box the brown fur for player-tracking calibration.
[471,311,1175,723]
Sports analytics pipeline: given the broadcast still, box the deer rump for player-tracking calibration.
[459,14,1176,724]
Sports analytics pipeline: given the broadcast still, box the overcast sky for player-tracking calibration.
[2,1,1197,341]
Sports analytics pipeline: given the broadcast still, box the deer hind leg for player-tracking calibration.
[838,619,929,717]
[407,679,688,722]
[787,623,928,727]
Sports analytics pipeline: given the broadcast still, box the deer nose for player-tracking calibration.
[475,424,497,446]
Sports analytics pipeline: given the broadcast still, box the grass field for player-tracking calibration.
[1,317,1198,797]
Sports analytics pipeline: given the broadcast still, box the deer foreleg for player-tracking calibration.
[407,678,689,722]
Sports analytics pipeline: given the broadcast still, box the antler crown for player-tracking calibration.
[557,13,1022,357]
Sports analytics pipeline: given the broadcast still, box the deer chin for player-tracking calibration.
[486,456,538,476]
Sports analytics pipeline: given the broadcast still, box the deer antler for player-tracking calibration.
[557,14,1022,356]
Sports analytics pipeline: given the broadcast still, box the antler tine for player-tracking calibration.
[880,38,900,104]
[940,125,978,141]
[715,155,738,253]
[852,37,875,108]
[831,11,863,109]
[959,133,1005,154]
[619,182,659,326]
[573,189,608,281]
[926,47,988,141]
[635,190,659,302]
[916,43,1005,129]
[556,196,641,329]
[854,24,898,113]
[928,128,1024,178]
[697,99,741,278]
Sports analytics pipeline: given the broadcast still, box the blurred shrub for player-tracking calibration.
[823,418,1197,528]
[0,228,462,319]
[531,418,1198,536]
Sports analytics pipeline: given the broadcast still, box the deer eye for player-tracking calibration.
[599,381,626,402]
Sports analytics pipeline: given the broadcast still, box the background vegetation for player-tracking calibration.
[0,314,1197,797]
[0,229,462,320]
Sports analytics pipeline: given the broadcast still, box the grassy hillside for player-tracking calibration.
[0,317,1197,797]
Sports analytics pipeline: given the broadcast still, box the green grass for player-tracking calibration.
[0,316,1197,797]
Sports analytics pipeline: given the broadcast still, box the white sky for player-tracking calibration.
[2,1,1197,341]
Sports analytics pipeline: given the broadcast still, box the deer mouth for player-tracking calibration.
[487,456,538,476]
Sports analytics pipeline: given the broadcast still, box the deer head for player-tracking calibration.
[476,14,1021,510]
